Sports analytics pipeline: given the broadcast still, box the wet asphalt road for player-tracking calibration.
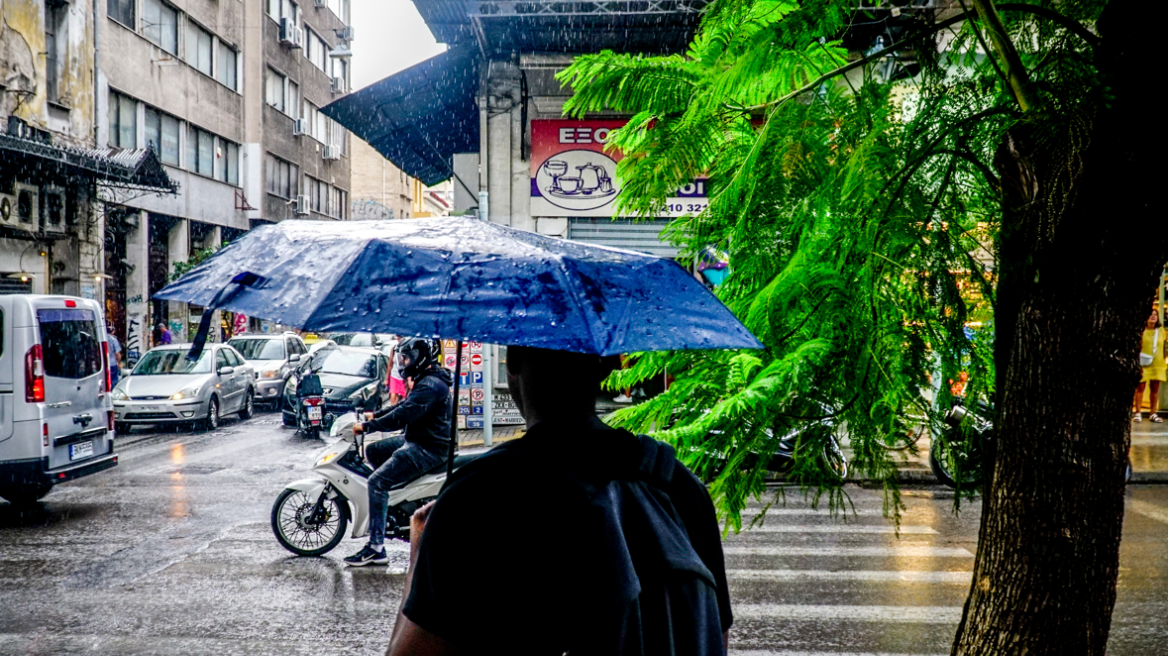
[2,410,1167,656]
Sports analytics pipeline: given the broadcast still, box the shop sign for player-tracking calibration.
[531,119,707,218]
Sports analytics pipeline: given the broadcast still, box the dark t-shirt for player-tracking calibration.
[402,419,733,653]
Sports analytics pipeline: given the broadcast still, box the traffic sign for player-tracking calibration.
[469,341,483,353]
[442,339,457,349]
[471,388,485,402]
[467,418,484,429]
[460,353,470,367]
[470,354,483,366]
[471,371,484,385]
[471,405,483,415]
[459,371,469,386]
[444,354,456,369]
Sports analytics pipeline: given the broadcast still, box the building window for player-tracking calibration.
[331,56,348,89]
[307,177,326,214]
[217,42,238,90]
[287,81,299,119]
[108,0,135,28]
[187,125,214,177]
[306,30,327,71]
[265,154,299,199]
[142,0,178,55]
[144,106,181,165]
[186,22,213,76]
[44,3,67,104]
[267,0,298,23]
[326,0,350,23]
[218,140,240,186]
[265,68,286,112]
[108,91,137,149]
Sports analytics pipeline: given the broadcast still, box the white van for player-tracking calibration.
[0,295,117,504]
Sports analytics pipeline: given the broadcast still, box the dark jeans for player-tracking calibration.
[365,436,446,546]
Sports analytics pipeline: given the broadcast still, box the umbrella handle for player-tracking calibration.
[185,272,266,362]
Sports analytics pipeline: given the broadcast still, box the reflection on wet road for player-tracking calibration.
[1,412,1167,655]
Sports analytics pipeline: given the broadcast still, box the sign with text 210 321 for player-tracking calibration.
[530,120,707,218]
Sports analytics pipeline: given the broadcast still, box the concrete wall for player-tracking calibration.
[350,137,414,220]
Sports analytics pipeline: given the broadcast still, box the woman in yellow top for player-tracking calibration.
[1134,309,1168,422]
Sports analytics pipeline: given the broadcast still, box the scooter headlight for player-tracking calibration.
[316,451,340,466]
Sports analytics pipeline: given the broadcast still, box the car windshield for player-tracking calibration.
[132,349,212,375]
[313,349,377,378]
[330,333,373,347]
[228,338,285,361]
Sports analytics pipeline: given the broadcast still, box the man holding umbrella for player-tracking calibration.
[343,337,453,567]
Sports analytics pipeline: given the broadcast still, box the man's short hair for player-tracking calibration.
[507,346,620,391]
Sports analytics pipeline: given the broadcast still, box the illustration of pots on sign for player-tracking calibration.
[536,150,620,211]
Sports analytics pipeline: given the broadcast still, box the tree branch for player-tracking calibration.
[971,0,1042,112]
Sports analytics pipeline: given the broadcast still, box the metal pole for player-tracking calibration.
[446,340,463,478]
[482,345,493,446]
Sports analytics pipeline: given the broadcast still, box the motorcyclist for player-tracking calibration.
[344,337,453,567]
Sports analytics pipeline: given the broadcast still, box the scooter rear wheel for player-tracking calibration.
[272,487,350,556]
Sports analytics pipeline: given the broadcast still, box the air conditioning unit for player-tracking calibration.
[279,18,303,49]
[9,183,39,232]
[0,192,18,228]
[293,118,308,136]
[293,195,310,215]
[336,26,355,41]
[322,145,340,160]
[330,75,346,94]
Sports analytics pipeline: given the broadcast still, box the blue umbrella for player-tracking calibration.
[154,217,761,356]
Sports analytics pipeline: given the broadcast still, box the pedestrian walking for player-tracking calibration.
[107,331,123,387]
[1135,308,1167,422]
[383,346,732,655]
[156,322,173,345]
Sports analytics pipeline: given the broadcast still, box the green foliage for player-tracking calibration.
[171,246,221,283]
[560,0,1106,528]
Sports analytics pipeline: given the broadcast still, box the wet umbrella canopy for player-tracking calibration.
[154,218,761,356]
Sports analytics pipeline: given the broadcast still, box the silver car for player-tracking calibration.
[227,333,308,407]
[112,344,256,432]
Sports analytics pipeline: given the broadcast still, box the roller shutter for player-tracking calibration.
[567,218,677,258]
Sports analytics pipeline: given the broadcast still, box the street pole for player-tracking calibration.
[482,346,493,446]
[446,340,463,478]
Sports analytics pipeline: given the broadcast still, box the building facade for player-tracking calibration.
[2,0,172,307]
[350,136,414,220]
[95,0,353,354]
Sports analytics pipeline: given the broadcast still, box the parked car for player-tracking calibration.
[0,295,118,504]
[330,333,394,349]
[112,344,255,432]
[281,345,390,430]
[227,333,308,407]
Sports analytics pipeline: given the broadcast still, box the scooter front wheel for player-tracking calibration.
[272,487,350,556]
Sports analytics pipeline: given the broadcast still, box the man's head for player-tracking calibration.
[397,337,441,379]
[506,346,620,426]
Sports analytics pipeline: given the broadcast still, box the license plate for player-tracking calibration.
[140,405,160,411]
[307,407,323,420]
[70,440,94,461]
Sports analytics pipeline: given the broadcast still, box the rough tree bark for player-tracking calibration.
[952,2,1164,654]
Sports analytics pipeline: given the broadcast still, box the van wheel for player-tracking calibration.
[0,485,52,505]
[239,390,255,420]
[201,397,220,431]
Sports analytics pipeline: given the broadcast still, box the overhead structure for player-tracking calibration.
[323,46,479,187]
[0,134,177,193]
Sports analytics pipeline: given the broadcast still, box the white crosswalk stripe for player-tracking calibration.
[726,569,971,584]
[739,524,937,534]
[723,545,973,557]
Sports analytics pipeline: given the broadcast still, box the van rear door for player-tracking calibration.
[35,303,109,470]
[0,298,13,444]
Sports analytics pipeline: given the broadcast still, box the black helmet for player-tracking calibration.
[397,337,442,379]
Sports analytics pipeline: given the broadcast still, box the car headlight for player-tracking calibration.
[261,369,280,379]
[171,385,202,401]
[112,388,129,401]
[316,451,340,466]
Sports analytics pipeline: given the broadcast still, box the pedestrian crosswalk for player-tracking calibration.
[723,490,973,656]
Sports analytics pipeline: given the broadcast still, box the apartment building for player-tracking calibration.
[1,0,172,303]
[96,0,352,353]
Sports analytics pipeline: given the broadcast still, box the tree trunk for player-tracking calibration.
[951,2,1164,654]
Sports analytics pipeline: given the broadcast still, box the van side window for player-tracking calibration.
[37,309,102,379]
[0,308,4,357]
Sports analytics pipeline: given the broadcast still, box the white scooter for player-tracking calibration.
[271,412,484,556]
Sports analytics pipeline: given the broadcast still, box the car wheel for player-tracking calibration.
[202,397,220,432]
[114,422,131,435]
[0,485,52,505]
[239,390,255,420]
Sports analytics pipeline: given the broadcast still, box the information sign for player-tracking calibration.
[471,371,484,385]
[467,418,484,429]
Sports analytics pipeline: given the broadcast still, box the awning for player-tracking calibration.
[0,133,177,193]
[323,46,479,187]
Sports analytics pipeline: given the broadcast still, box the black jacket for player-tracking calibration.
[365,366,453,455]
